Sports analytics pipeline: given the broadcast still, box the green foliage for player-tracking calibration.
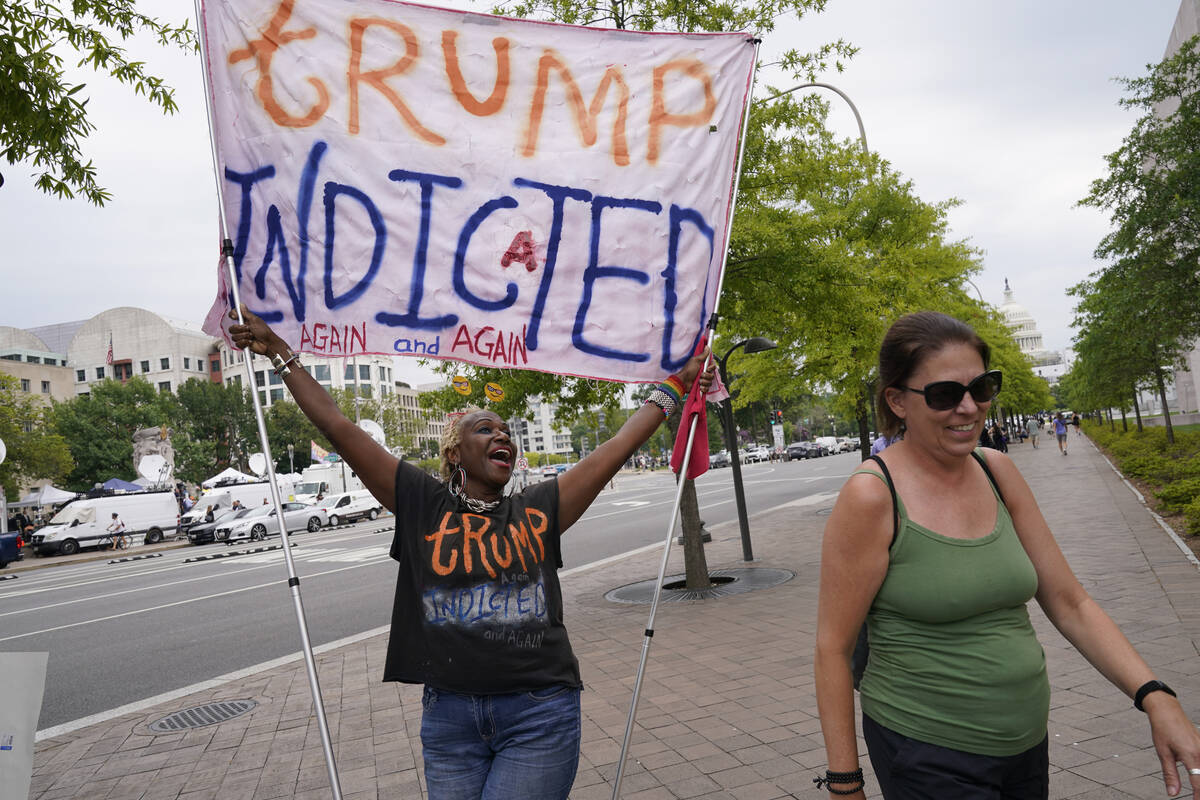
[265,400,325,475]
[171,378,256,481]
[49,377,174,490]
[1,0,197,204]
[0,374,74,500]
[1090,424,1200,535]
[1155,478,1200,513]
[1073,36,1200,438]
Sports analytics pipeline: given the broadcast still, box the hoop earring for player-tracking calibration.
[450,463,467,494]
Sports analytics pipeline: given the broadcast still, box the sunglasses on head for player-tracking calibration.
[901,370,1002,411]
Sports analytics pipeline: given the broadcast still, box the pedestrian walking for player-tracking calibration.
[814,311,1200,799]
[1025,416,1040,449]
[1072,412,1082,437]
[228,305,713,800]
[1054,412,1069,455]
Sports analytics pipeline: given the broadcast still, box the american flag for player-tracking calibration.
[106,334,113,365]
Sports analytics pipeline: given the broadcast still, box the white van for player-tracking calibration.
[181,479,295,531]
[317,490,385,526]
[31,491,180,556]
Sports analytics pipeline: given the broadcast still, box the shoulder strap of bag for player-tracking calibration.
[866,455,899,548]
[970,450,1006,505]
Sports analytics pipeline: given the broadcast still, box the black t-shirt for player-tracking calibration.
[383,461,582,693]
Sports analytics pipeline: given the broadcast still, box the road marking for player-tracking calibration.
[610,501,650,507]
[0,560,392,644]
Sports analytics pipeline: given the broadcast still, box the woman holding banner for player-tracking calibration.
[813,312,1200,799]
[228,305,712,799]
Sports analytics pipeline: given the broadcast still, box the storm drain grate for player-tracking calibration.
[148,699,258,732]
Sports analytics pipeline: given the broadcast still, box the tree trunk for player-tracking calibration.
[1121,406,1128,432]
[1155,366,1175,444]
[666,411,711,590]
[1133,390,1143,432]
[856,391,871,462]
[1109,407,1115,431]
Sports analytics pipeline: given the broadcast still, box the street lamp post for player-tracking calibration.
[287,443,295,475]
[717,337,777,561]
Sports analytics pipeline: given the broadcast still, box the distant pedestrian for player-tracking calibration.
[1072,412,1081,436]
[1026,417,1040,449]
[870,434,898,455]
[1054,412,1069,455]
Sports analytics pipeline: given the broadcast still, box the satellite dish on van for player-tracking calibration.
[137,454,168,482]
[359,419,386,446]
[0,437,7,465]
[248,452,267,476]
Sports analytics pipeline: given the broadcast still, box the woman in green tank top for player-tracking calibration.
[813,312,1200,799]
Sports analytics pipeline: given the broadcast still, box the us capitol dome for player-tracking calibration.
[998,279,1063,368]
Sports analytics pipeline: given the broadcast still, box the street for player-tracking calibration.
[1,454,858,732]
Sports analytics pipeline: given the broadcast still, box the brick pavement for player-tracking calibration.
[28,436,1200,799]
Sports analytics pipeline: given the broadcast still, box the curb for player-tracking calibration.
[1097,448,1200,571]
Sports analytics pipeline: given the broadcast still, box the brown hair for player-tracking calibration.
[875,312,990,438]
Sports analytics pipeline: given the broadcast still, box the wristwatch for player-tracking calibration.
[1134,679,1177,711]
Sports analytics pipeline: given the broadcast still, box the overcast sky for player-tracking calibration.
[0,0,1182,384]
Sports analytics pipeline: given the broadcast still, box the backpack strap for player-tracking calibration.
[866,455,899,548]
[970,450,1006,505]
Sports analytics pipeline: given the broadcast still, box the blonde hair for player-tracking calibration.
[439,407,484,482]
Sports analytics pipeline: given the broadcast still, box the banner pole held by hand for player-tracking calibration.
[190,3,343,797]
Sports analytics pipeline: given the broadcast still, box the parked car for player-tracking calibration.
[785,442,815,461]
[709,450,731,468]
[540,465,559,477]
[219,503,328,543]
[187,507,252,545]
[317,490,384,526]
[743,445,771,463]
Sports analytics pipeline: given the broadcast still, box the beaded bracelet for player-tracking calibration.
[645,389,677,418]
[813,768,864,795]
[645,374,685,418]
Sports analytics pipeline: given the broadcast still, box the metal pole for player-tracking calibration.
[612,410,702,800]
[190,4,342,797]
[723,397,753,561]
[611,38,761,800]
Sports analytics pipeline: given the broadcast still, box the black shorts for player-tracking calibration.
[863,714,1048,800]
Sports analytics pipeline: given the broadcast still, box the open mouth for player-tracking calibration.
[488,447,513,467]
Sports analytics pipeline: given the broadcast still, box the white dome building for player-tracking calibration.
[998,280,1062,368]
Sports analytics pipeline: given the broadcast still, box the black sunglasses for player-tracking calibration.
[902,370,1002,411]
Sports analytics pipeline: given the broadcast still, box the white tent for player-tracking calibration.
[201,467,258,488]
[12,485,78,508]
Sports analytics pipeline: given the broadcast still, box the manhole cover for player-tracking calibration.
[605,567,794,604]
[147,700,258,732]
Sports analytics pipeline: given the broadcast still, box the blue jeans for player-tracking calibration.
[420,685,581,800]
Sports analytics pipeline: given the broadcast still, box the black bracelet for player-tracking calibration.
[814,768,864,794]
[1134,679,1176,711]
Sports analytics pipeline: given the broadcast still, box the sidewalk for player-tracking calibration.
[29,437,1200,799]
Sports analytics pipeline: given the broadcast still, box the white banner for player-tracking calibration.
[200,0,755,382]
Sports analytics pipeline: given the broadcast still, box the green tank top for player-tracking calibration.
[855,458,1050,756]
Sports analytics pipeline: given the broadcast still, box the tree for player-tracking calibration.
[265,399,325,475]
[49,377,174,490]
[1,0,197,204]
[1075,35,1200,440]
[0,375,74,500]
[171,378,257,482]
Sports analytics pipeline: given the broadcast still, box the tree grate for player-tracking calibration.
[147,700,258,732]
[604,567,795,604]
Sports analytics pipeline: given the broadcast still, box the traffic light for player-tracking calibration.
[772,409,783,424]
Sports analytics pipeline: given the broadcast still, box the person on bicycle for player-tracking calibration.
[107,513,127,548]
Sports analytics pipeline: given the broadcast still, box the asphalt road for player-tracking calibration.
[1,453,858,732]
